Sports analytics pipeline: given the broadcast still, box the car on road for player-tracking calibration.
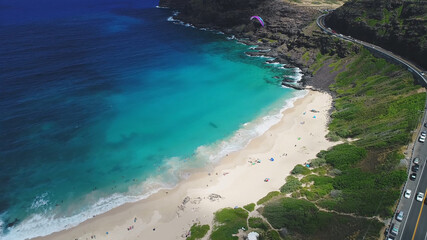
[404,189,412,198]
[419,135,426,143]
[390,222,400,236]
[424,122,427,127]
[416,192,424,202]
[410,173,417,180]
[396,210,404,221]
[413,157,420,164]
[412,164,420,172]
[387,236,395,240]
[421,131,427,137]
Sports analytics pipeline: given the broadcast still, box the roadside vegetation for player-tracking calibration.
[206,47,425,239]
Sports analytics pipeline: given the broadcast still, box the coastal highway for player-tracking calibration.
[316,13,427,240]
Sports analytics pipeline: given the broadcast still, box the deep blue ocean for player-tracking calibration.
[0,0,301,239]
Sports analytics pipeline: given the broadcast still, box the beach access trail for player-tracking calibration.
[36,90,338,240]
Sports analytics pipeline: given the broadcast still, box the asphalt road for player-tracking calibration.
[316,12,427,240]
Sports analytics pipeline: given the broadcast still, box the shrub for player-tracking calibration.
[243,203,255,212]
[211,208,248,240]
[257,191,281,205]
[280,176,302,193]
[323,144,366,170]
[310,158,326,168]
[291,164,311,175]
[262,198,322,234]
[248,217,268,230]
[261,230,281,240]
[187,224,210,240]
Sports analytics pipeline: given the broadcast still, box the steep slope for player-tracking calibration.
[325,0,427,69]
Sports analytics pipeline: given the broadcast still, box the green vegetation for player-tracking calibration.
[302,52,310,63]
[329,49,424,148]
[310,52,331,75]
[261,230,281,240]
[323,144,366,170]
[263,198,322,233]
[187,224,210,240]
[257,191,281,205]
[291,164,311,175]
[328,58,345,72]
[211,208,248,240]
[381,9,391,24]
[243,203,255,212]
[366,18,378,27]
[280,175,302,193]
[312,49,424,217]
[261,198,383,239]
[300,175,334,201]
[248,217,269,230]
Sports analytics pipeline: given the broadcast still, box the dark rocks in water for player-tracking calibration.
[209,122,218,128]
[282,78,294,83]
[254,46,271,52]
[6,218,19,228]
[281,82,305,90]
[245,51,267,57]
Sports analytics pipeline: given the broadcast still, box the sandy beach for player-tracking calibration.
[35,90,337,240]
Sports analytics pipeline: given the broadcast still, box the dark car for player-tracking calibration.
[424,122,427,127]
[412,164,420,172]
[410,173,417,180]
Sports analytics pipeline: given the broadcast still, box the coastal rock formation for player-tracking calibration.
[158,0,357,91]
[325,0,427,69]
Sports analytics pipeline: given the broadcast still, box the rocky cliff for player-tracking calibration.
[158,0,356,91]
[325,0,427,69]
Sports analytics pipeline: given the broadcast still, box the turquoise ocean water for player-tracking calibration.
[0,1,303,239]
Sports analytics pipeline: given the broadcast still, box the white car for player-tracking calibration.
[419,135,426,143]
[416,192,424,202]
[404,189,412,199]
[413,157,420,164]
[396,210,404,221]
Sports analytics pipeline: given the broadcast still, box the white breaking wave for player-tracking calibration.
[2,179,175,240]
[282,68,303,82]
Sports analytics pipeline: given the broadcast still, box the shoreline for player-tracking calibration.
[35,89,337,240]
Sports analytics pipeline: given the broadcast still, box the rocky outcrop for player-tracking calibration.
[325,0,427,69]
[158,0,357,92]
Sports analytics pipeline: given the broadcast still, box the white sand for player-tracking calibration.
[35,90,337,240]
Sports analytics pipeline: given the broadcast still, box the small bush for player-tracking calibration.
[310,158,326,168]
[248,217,268,230]
[280,176,302,193]
[257,191,281,205]
[243,203,255,212]
[187,224,210,240]
[261,230,281,240]
[291,164,311,175]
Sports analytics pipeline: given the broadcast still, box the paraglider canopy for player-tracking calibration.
[250,16,265,27]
